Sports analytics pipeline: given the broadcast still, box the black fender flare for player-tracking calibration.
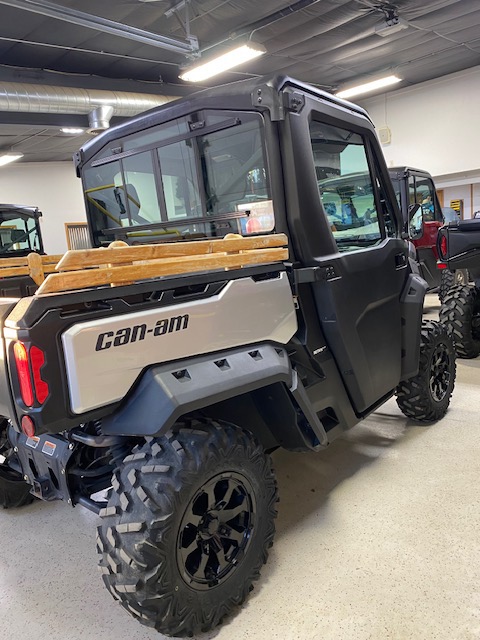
[101,343,328,449]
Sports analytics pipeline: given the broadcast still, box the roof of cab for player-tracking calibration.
[76,74,372,170]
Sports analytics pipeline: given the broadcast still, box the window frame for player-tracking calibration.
[309,112,392,250]
[83,110,272,243]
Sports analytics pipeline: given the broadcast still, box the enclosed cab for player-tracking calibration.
[0,204,44,296]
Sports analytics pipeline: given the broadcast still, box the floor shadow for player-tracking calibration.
[269,414,426,539]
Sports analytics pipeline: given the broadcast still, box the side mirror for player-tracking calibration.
[407,203,424,239]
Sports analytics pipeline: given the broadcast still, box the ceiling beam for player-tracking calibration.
[0,0,197,54]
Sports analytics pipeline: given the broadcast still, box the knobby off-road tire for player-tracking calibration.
[438,269,469,303]
[97,419,278,637]
[396,320,455,422]
[439,284,480,359]
[0,466,34,509]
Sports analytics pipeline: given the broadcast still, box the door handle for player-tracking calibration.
[395,252,407,268]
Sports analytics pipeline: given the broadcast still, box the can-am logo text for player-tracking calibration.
[95,314,189,351]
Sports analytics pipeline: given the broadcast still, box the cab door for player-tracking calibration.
[289,112,410,414]
[409,172,443,288]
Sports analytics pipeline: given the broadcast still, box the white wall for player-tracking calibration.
[0,162,85,254]
[361,66,480,178]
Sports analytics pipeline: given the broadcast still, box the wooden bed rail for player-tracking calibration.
[29,234,289,295]
[0,254,63,285]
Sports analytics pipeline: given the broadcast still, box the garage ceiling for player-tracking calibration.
[0,0,478,161]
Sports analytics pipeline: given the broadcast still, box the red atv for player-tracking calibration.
[388,167,467,301]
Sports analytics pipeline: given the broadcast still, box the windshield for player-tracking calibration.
[0,211,42,255]
[82,111,273,247]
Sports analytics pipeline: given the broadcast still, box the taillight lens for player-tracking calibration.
[21,415,35,438]
[440,235,448,259]
[13,342,49,407]
[13,342,34,407]
[30,346,49,404]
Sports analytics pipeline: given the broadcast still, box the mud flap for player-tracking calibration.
[400,273,428,379]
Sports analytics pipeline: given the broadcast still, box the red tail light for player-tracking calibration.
[13,342,49,407]
[30,346,49,404]
[21,415,35,438]
[440,235,448,259]
[13,342,34,407]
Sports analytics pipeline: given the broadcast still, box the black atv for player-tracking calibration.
[438,219,480,358]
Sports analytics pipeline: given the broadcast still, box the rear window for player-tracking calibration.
[82,112,273,247]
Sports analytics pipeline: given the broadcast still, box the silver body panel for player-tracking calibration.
[61,273,297,414]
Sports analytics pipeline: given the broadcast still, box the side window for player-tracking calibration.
[408,175,416,207]
[415,176,441,223]
[310,120,382,251]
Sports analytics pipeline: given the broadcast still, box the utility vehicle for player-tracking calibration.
[439,219,480,358]
[0,204,45,296]
[0,76,455,637]
[388,166,467,301]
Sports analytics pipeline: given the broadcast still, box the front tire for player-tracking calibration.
[97,419,278,637]
[396,320,456,422]
[440,284,480,358]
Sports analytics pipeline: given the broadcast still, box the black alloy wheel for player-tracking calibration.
[177,472,255,590]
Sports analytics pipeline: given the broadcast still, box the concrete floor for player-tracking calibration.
[1,294,480,640]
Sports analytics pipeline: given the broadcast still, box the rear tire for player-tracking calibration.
[440,285,480,359]
[396,320,455,422]
[438,269,469,303]
[97,418,278,637]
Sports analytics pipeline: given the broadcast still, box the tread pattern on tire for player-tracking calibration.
[440,284,480,359]
[97,418,278,637]
[396,320,456,422]
[438,269,469,303]
[438,270,455,303]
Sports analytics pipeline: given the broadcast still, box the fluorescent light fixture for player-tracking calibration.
[179,42,266,82]
[0,153,24,167]
[336,75,401,99]
[61,127,85,134]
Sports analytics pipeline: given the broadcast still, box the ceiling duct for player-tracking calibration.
[0,81,176,117]
[87,105,114,135]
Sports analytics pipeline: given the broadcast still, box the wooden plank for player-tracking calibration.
[56,234,288,272]
[27,253,44,285]
[36,247,289,295]
[42,254,63,264]
[0,257,30,267]
[0,266,30,278]
[0,254,61,269]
